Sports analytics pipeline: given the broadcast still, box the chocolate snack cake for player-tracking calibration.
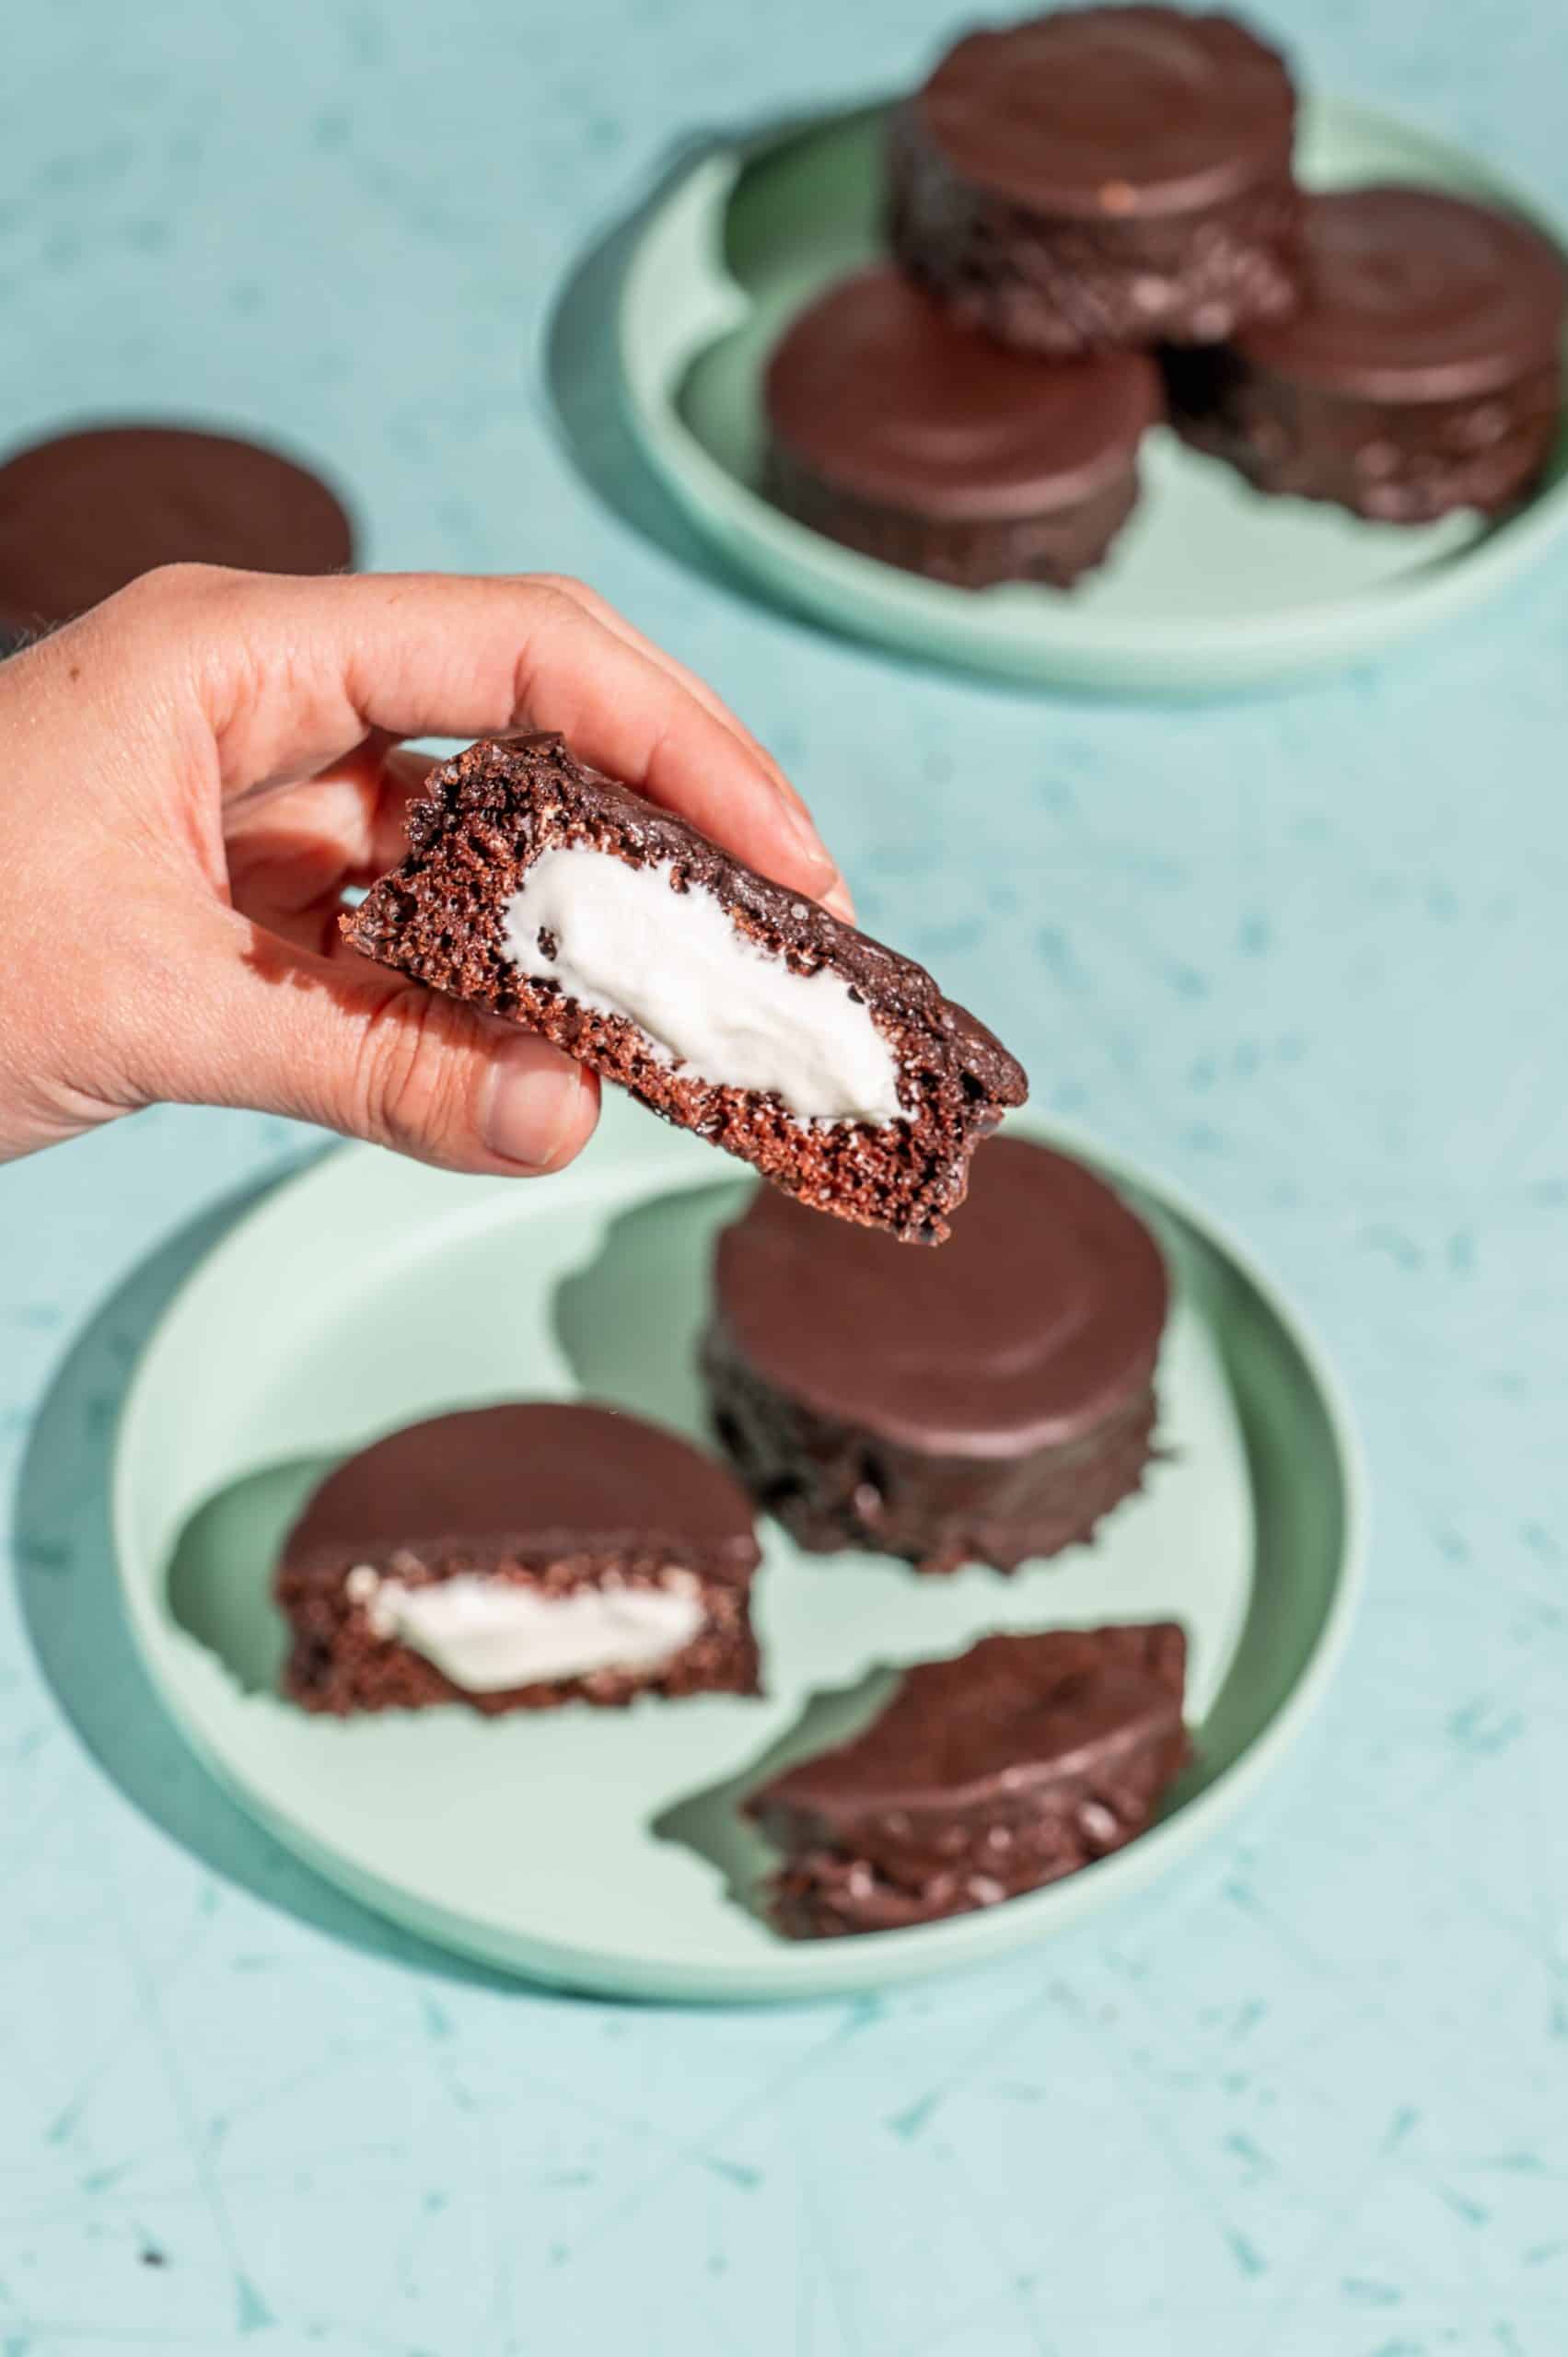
[889,6,1300,356]
[346,734,1027,1243]
[0,424,354,639]
[277,1402,761,1714]
[1164,185,1568,521]
[763,267,1161,588]
[704,1135,1167,1573]
[749,1623,1189,1936]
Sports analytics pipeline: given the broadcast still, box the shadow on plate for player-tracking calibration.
[12,1176,524,1995]
[166,1455,330,1693]
[552,1172,747,1434]
[542,103,947,676]
[653,1662,897,1928]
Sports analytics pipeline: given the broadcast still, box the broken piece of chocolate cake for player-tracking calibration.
[344,734,1027,1243]
[749,1623,1189,1936]
[276,1401,761,1714]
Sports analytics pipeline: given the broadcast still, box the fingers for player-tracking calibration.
[224,744,436,952]
[541,579,854,923]
[123,895,600,1178]
[91,565,849,910]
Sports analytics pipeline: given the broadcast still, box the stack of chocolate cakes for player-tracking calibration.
[762,4,1568,586]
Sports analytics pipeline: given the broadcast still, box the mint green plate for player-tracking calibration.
[112,1095,1363,2002]
[619,95,1568,692]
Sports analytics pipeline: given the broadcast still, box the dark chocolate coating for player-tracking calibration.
[0,424,354,633]
[705,1136,1167,1573]
[887,6,1301,355]
[346,734,1028,1244]
[766,269,1161,520]
[750,1624,1189,1936]
[1164,188,1568,522]
[282,1401,759,1580]
[915,6,1295,218]
[275,1402,762,1715]
[713,1136,1165,1451]
[1235,187,1568,401]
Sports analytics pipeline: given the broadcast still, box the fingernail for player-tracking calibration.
[772,780,830,859]
[481,1036,590,1170]
[774,789,845,894]
[823,877,857,924]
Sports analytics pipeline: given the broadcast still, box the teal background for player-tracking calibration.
[2,2,1564,2351]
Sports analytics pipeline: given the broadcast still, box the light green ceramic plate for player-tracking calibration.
[618,95,1568,692]
[113,1094,1363,2003]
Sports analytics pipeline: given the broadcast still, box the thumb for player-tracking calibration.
[131,905,599,1174]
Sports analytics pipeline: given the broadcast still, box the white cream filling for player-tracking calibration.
[345,1564,703,1692]
[499,845,903,1125]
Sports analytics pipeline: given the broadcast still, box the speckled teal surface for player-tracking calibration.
[2,2,1565,2351]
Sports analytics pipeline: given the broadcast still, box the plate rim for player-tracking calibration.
[615,88,1568,692]
[110,1112,1367,2004]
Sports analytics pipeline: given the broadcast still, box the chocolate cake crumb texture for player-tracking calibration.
[345,734,1027,1244]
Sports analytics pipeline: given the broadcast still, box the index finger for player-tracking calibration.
[91,564,847,907]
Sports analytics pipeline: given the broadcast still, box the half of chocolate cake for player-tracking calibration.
[749,1624,1189,1936]
[276,1402,761,1714]
[344,734,1027,1243]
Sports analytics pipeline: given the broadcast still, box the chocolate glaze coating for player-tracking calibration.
[750,1624,1189,1936]
[767,270,1162,519]
[0,424,354,633]
[346,734,1028,1244]
[282,1402,759,1581]
[888,6,1301,355]
[705,1136,1168,1573]
[276,1403,762,1717]
[916,6,1295,219]
[762,268,1158,586]
[1234,187,1568,402]
[713,1136,1166,1450]
[1165,187,1568,521]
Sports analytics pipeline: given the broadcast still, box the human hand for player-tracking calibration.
[0,564,850,1169]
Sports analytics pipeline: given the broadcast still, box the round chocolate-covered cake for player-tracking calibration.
[888,5,1302,355]
[704,1135,1168,1573]
[1165,186,1568,519]
[764,266,1161,587]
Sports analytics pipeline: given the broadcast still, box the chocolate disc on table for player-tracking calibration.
[0,424,355,637]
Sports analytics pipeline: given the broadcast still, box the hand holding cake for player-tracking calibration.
[0,563,858,1173]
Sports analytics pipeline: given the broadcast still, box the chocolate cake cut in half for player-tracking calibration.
[749,1623,1190,1936]
[704,1134,1168,1573]
[276,1401,761,1715]
[346,733,1027,1242]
